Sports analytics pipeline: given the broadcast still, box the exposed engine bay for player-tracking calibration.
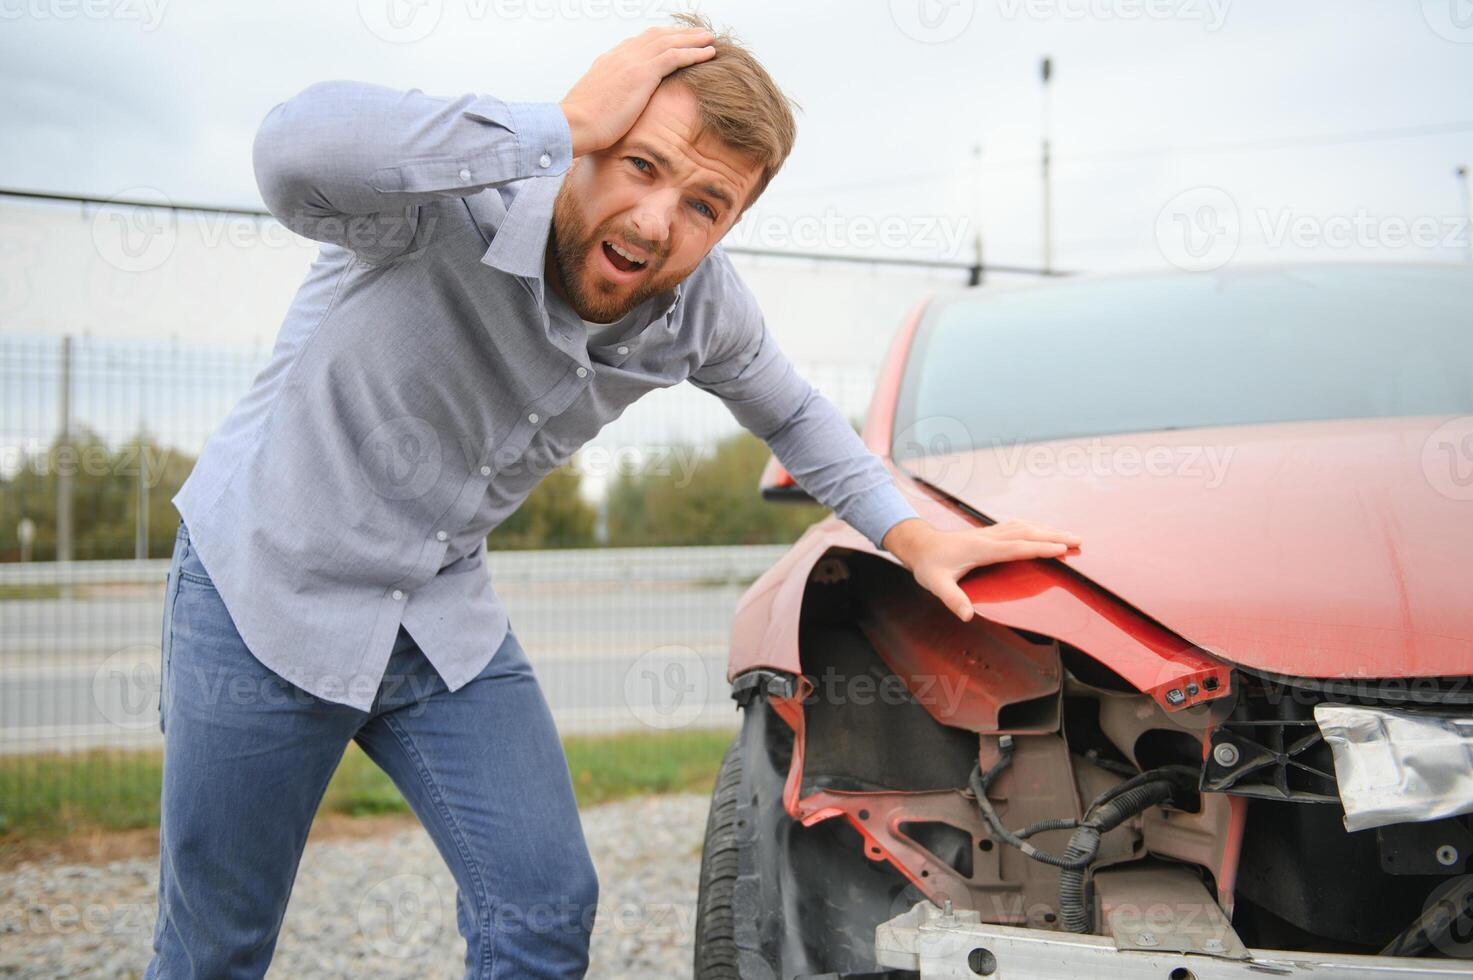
[717,548,1473,978]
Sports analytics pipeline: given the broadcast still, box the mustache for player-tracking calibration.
[598,227,663,262]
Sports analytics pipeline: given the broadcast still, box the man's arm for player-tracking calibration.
[252,28,715,262]
[692,262,1083,622]
[688,279,918,552]
[252,81,573,261]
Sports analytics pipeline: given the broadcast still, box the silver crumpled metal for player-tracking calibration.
[1314,703,1473,832]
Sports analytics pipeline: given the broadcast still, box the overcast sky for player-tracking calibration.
[4,0,1472,273]
[2,0,1471,493]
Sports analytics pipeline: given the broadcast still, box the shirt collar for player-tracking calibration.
[472,172,563,282]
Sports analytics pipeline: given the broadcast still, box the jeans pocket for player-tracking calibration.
[160,533,188,735]
[176,524,217,591]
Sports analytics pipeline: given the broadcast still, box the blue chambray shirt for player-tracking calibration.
[172,80,919,711]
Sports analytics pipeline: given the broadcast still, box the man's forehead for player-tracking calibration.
[616,84,759,208]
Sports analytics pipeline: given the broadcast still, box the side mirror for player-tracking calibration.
[759,454,815,504]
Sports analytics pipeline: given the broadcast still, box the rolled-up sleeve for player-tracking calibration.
[689,270,919,551]
[252,80,572,261]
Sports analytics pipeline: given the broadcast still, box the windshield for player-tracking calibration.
[893,265,1473,460]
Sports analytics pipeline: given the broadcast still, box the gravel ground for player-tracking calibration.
[0,793,711,979]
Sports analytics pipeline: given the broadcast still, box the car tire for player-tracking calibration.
[694,734,744,979]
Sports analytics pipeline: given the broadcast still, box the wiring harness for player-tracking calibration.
[967,735,1197,933]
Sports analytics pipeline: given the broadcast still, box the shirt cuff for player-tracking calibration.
[460,97,572,178]
[842,480,921,551]
[505,100,573,175]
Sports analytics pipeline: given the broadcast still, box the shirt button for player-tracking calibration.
[528,412,539,423]
[576,366,588,378]
[616,345,629,355]
[480,465,491,476]
[435,530,448,542]
[538,152,552,168]
[391,589,404,600]
[458,168,471,181]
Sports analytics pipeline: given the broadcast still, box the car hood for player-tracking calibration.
[902,415,1473,679]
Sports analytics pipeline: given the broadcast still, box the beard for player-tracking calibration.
[548,181,689,323]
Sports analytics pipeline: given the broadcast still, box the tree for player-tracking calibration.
[0,425,196,561]
[606,431,827,547]
[486,462,597,550]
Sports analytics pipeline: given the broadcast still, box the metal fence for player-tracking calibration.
[0,188,1015,821]
[0,331,883,759]
[0,544,791,756]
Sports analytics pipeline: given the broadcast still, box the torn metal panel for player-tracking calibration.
[1315,704,1473,832]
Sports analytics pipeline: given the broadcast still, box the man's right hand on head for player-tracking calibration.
[559,26,716,158]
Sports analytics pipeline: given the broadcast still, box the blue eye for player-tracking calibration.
[629,157,652,173]
[692,201,715,220]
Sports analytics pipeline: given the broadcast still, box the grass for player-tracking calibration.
[0,728,734,853]
[0,584,63,600]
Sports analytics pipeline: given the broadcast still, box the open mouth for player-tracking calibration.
[600,239,647,277]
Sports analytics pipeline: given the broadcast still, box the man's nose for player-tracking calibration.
[629,191,678,246]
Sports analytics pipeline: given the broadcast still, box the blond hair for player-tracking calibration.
[664,11,799,210]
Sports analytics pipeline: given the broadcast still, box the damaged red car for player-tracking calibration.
[693,263,1473,979]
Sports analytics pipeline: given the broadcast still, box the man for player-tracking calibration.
[147,14,1081,979]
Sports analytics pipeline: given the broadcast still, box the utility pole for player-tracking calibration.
[1457,166,1472,265]
[135,383,149,561]
[970,144,985,286]
[56,335,73,566]
[1040,56,1054,276]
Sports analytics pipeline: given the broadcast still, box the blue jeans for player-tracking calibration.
[146,519,598,978]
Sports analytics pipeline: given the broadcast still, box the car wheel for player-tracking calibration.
[694,735,744,978]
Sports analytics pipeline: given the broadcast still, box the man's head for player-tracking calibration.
[548,14,798,323]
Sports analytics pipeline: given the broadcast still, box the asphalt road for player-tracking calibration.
[0,585,747,754]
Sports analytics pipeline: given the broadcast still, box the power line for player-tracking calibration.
[0,187,1069,280]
